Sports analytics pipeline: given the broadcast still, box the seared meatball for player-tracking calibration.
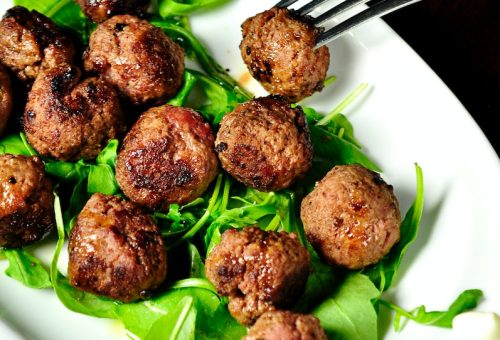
[240,7,330,102]
[0,155,54,248]
[116,105,218,209]
[0,65,12,134]
[245,311,327,340]
[205,227,310,325]
[68,193,167,303]
[76,0,150,23]
[0,6,74,83]
[215,96,313,191]
[300,165,401,269]
[84,15,184,105]
[23,64,125,161]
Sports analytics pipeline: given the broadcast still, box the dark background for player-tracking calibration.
[370,0,500,156]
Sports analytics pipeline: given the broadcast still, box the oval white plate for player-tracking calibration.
[1,1,499,339]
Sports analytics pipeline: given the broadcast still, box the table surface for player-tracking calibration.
[376,0,500,156]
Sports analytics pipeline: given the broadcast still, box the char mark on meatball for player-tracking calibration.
[244,310,327,340]
[300,164,401,269]
[116,105,218,209]
[215,96,313,192]
[68,193,167,303]
[84,15,184,106]
[76,0,151,23]
[240,7,330,102]
[0,64,13,135]
[0,155,54,248]
[205,227,311,325]
[0,6,75,83]
[23,64,125,161]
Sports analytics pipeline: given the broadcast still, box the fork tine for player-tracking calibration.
[315,0,421,47]
[275,0,300,8]
[312,0,370,26]
[297,0,330,16]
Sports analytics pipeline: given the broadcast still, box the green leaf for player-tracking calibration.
[310,125,381,172]
[145,296,197,340]
[312,273,379,340]
[0,134,33,156]
[63,177,89,234]
[380,289,483,330]
[96,139,119,168]
[87,164,119,195]
[3,249,51,289]
[45,159,90,182]
[159,0,230,17]
[364,164,424,291]
[168,71,198,107]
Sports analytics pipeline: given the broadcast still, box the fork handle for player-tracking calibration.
[316,0,421,48]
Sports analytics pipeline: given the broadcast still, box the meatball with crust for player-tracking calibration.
[0,155,54,248]
[240,7,330,102]
[0,64,12,135]
[205,227,310,325]
[0,6,75,83]
[84,15,184,105]
[245,310,327,340]
[68,193,167,303]
[300,165,401,269]
[76,0,150,23]
[23,64,125,161]
[215,96,313,191]
[116,105,218,209]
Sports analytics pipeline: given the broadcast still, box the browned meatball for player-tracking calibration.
[23,64,125,161]
[75,0,150,23]
[116,105,218,209]
[0,155,54,248]
[0,64,12,135]
[245,310,327,340]
[84,15,184,105]
[300,165,401,269]
[0,6,74,83]
[205,227,310,325]
[68,193,167,303]
[215,96,313,192]
[240,7,330,102]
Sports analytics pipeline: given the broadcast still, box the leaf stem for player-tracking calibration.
[316,83,368,126]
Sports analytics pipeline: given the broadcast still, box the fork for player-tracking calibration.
[275,0,421,47]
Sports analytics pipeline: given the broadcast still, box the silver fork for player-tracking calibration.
[275,0,421,47]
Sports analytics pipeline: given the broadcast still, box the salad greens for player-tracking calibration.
[0,0,484,338]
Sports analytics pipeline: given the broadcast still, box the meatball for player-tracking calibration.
[0,6,74,83]
[0,155,54,248]
[68,193,167,303]
[215,96,313,191]
[116,105,218,209]
[75,0,150,23]
[84,15,184,105]
[23,64,125,161]
[205,227,310,325]
[240,7,330,102]
[245,310,327,340]
[300,165,401,269]
[0,64,12,135]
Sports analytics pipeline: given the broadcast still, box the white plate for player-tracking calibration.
[1,1,499,339]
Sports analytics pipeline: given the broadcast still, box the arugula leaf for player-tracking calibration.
[3,249,51,289]
[0,134,33,156]
[45,159,90,182]
[310,125,381,172]
[145,296,197,340]
[63,177,89,234]
[159,0,230,17]
[312,273,380,340]
[380,289,483,330]
[87,164,119,195]
[168,71,198,107]
[96,139,119,168]
[364,164,424,291]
